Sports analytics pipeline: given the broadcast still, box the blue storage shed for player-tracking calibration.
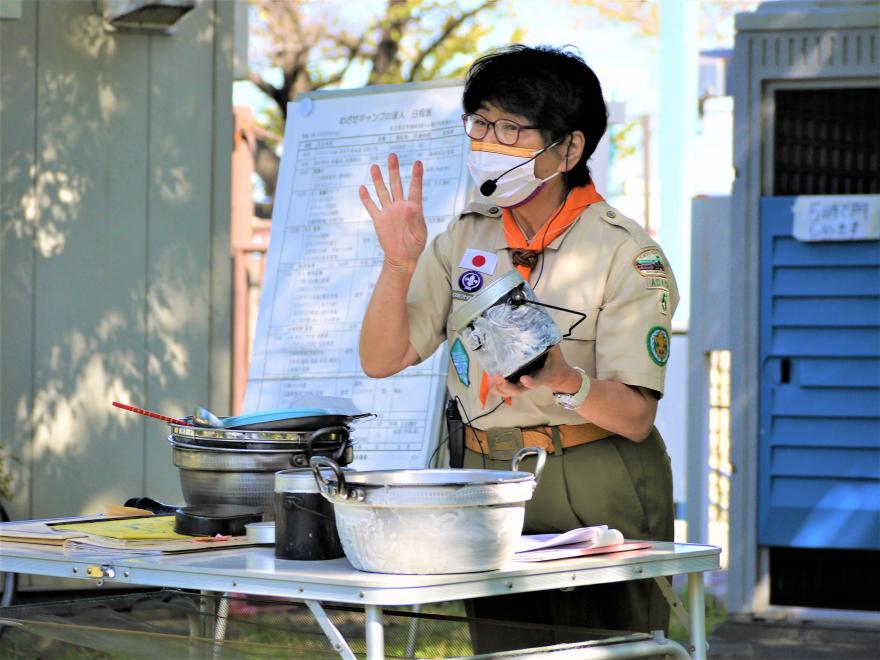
[726,0,879,619]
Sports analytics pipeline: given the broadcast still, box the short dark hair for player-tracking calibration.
[463,44,608,189]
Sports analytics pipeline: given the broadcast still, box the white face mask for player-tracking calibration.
[467,141,561,208]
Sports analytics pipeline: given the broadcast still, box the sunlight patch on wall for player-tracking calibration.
[708,349,731,569]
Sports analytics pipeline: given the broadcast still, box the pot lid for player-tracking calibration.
[187,407,376,432]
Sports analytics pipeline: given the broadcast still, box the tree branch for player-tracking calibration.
[408,0,495,81]
[314,34,367,89]
[248,72,286,111]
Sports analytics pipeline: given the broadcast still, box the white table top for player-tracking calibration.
[0,541,720,607]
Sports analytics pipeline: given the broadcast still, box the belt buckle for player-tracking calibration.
[486,427,523,462]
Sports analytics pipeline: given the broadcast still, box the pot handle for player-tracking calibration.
[304,425,349,451]
[309,455,365,502]
[511,446,547,487]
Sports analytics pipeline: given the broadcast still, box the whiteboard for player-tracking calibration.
[244,81,471,470]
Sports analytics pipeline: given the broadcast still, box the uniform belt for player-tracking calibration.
[464,423,614,456]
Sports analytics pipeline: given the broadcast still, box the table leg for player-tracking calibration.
[687,572,707,660]
[304,599,357,660]
[364,604,384,660]
[212,594,229,660]
[198,590,215,639]
[405,603,421,657]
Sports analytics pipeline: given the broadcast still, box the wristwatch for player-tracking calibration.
[552,366,591,410]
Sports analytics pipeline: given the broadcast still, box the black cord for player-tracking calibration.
[519,299,586,338]
[428,431,448,467]
[455,395,504,469]
[530,186,572,292]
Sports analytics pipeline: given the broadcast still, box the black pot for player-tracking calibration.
[273,468,344,561]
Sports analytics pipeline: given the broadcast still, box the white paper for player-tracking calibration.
[792,195,880,242]
[515,525,624,554]
[244,84,472,470]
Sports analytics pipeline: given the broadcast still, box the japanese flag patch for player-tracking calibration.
[459,248,498,275]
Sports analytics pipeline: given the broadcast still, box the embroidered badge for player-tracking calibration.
[647,326,670,366]
[646,276,669,291]
[458,270,484,293]
[450,338,470,386]
[459,248,498,275]
[452,291,472,301]
[635,248,665,277]
[659,291,669,316]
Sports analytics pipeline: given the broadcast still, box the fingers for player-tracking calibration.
[408,160,423,206]
[487,374,527,398]
[358,185,380,221]
[518,374,540,390]
[370,163,392,208]
[388,153,405,202]
[366,154,424,208]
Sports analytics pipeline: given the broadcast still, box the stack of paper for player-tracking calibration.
[0,515,257,554]
[514,525,650,562]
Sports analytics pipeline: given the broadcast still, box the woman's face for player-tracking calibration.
[476,102,563,181]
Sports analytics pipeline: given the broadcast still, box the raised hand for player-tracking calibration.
[359,153,427,271]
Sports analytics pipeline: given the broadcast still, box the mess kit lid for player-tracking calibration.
[275,467,349,493]
[174,504,263,537]
[449,269,525,332]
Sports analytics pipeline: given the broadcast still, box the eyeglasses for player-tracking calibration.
[461,112,539,146]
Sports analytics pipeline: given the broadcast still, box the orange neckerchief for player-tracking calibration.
[478,182,605,408]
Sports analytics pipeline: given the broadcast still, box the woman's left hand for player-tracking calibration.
[486,344,577,398]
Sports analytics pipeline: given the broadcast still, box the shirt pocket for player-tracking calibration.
[550,306,599,376]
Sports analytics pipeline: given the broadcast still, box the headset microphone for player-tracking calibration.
[479,140,560,198]
[479,179,499,196]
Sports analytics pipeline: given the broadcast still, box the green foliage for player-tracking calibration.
[248,0,517,117]
[668,589,727,644]
[0,445,16,501]
[610,119,640,162]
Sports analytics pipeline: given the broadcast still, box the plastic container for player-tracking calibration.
[449,270,562,382]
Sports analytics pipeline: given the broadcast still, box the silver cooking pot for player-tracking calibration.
[171,427,353,518]
[310,447,546,574]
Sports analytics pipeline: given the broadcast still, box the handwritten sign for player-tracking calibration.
[792,195,880,242]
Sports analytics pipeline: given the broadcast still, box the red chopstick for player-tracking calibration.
[112,401,192,426]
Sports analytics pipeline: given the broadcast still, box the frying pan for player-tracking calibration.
[169,426,351,451]
[219,408,374,431]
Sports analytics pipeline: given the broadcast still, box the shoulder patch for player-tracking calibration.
[658,291,670,316]
[645,276,669,291]
[646,326,670,366]
[634,248,666,277]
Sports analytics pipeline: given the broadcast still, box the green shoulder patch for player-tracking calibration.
[646,326,670,366]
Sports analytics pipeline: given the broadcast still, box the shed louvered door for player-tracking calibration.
[758,196,880,549]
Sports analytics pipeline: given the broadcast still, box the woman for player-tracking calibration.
[358,45,677,651]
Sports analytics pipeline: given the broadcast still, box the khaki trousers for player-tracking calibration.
[464,427,675,653]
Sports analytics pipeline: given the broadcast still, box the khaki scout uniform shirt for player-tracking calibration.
[406,199,679,430]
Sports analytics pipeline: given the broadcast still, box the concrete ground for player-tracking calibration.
[6,586,880,658]
[708,616,880,658]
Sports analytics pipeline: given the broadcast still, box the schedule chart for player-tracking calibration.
[245,83,472,470]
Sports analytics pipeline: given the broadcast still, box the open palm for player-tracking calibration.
[359,153,427,269]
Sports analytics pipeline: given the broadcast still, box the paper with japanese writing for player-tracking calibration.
[245,83,472,470]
